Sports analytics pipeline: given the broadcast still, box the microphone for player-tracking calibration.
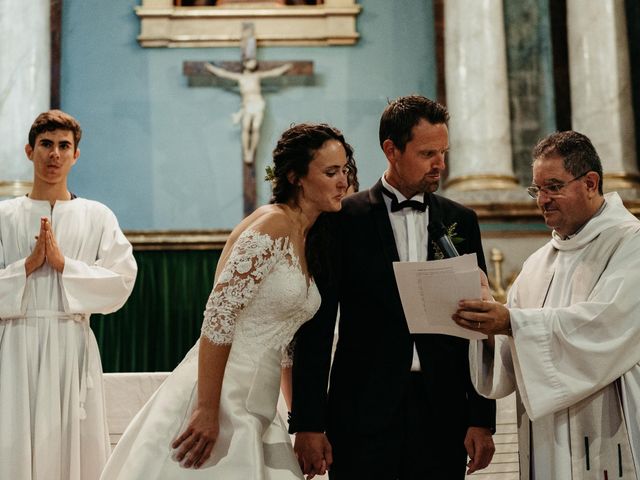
[428,221,459,258]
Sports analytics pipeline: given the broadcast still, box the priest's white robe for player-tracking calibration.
[471,192,640,480]
[0,196,137,480]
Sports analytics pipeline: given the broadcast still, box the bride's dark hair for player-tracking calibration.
[269,123,357,279]
[270,123,356,203]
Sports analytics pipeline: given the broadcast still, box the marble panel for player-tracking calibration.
[567,0,638,177]
[626,0,640,170]
[503,0,556,187]
[0,0,50,185]
[444,0,515,181]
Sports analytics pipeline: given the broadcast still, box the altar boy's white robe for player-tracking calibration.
[0,196,137,480]
[471,193,640,479]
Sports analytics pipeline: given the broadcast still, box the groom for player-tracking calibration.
[289,95,496,479]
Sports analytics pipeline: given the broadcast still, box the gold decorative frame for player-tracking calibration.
[125,230,230,250]
[466,201,541,221]
[444,174,519,191]
[603,172,640,190]
[466,199,640,221]
[0,181,33,197]
[123,203,640,250]
[135,0,361,48]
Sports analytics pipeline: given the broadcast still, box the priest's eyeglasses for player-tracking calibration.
[526,171,590,199]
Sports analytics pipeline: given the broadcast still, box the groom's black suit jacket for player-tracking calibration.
[290,180,496,469]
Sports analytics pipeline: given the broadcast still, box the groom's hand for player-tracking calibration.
[464,426,495,474]
[294,432,333,479]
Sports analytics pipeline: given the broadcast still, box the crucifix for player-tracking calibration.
[183,23,313,216]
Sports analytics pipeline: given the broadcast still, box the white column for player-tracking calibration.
[0,0,50,198]
[567,0,639,191]
[443,0,518,195]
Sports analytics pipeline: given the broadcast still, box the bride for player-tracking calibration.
[100,123,356,480]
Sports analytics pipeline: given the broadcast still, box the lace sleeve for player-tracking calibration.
[201,229,284,345]
[281,338,296,368]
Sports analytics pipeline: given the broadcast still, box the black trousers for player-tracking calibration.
[329,373,467,480]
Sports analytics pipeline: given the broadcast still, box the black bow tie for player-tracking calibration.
[381,187,428,212]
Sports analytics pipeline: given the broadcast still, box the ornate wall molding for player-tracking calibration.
[123,200,640,249]
[135,0,361,48]
[0,181,33,198]
[125,229,231,250]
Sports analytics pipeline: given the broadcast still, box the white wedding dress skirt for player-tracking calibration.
[101,229,320,480]
[101,342,302,479]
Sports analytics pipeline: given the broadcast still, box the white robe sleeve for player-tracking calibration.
[470,336,517,399]
[200,229,283,345]
[0,235,28,318]
[469,273,523,400]
[509,234,640,420]
[60,209,137,314]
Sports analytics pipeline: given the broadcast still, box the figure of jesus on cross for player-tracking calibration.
[205,58,291,164]
[183,22,313,215]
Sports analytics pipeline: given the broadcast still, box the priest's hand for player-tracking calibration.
[42,218,65,272]
[294,432,332,479]
[172,406,219,469]
[452,299,511,336]
[464,426,495,474]
[25,217,47,276]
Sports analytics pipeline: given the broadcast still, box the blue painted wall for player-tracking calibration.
[61,0,436,229]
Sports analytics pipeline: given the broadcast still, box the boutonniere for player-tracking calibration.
[432,222,465,260]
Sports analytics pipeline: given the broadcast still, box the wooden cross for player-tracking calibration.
[183,23,313,216]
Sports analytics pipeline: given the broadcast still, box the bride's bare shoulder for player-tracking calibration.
[230,205,293,243]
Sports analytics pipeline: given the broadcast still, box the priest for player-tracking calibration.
[454,130,640,479]
[0,110,137,480]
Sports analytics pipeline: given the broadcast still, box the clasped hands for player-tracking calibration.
[25,217,65,276]
[294,432,332,479]
[452,270,511,337]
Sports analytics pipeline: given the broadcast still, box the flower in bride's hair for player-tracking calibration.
[264,165,276,183]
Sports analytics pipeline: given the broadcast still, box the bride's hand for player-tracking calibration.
[172,407,219,469]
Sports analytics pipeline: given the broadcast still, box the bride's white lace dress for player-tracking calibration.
[101,229,320,479]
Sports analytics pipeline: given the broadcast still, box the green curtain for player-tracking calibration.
[91,249,221,372]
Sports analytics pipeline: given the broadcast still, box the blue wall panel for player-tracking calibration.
[61,0,436,229]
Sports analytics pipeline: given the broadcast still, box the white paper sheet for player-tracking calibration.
[392,254,487,340]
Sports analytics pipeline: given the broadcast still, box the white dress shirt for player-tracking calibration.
[380,176,429,371]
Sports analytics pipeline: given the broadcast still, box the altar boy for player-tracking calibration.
[0,110,137,480]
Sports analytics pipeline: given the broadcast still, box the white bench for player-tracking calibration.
[104,372,170,447]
